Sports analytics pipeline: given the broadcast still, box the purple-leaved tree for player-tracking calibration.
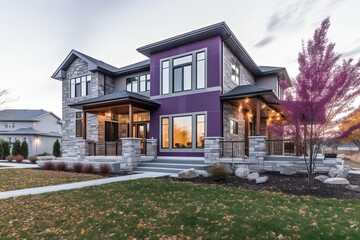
[278,17,360,187]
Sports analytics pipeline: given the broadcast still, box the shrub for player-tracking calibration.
[2,141,10,159]
[99,163,112,175]
[73,162,84,173]
[20,141,29,159]
[0,141,3,160]
[6,155,14,162]
[28,156,38,164]
[53,139,61,157]
[14,154,24,163]
[37,152,51,156]
[325,153,337,158]
[208,164,229,181]
[12,140,21,156]
[56,162,68,171]
[42,161,55,170]
[84,163,95,174]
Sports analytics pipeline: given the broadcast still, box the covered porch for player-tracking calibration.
[68,91,160,157]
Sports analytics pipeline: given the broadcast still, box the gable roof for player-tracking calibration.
[0,109,61,122]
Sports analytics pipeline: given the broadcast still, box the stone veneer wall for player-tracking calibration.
[223,102,245,141]
[62,58,101,158]
[223,43,255,94]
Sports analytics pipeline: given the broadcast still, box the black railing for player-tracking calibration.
[220,141,246,158]
[266,139,296,156]
[87,141,122,156]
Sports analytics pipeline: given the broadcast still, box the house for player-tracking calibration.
[0,109,62,156]
[53,22,310,171]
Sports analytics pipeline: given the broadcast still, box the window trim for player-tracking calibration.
[160,48,207,96]
[75,112,83,138]
[70,74,91,98]
[159,111,207,152]
[230,119,239,135]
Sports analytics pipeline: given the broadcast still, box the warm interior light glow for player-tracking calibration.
[261,104,266,109]
[245,98,249,103]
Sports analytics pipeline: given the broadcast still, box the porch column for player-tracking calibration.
[82,111,87,140]
[121,138,141,171]
[129,104,133,137]
[248,135,267,172]
[256,98,261,135]
[204,137,223,164]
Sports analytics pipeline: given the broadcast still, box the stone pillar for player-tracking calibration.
[75,140,86,160]
[204,137,223,164]
[146,138,158,159]
[248,136,267,171]
[121,138,141,171]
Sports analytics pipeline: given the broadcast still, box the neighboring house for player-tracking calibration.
[0,109,62,156]
[52,22,290,161]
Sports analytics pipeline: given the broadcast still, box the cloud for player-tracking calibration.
[342,46,360,58]
[254,36,275,48]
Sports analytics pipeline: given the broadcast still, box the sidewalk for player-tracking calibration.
[0,161,39,169]
[0,172,169,199]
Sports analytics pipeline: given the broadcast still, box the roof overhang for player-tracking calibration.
[220,85,279,104]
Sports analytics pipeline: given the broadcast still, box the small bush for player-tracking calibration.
[325,153,337,158]
[84,163,95,174]
[73,162,84,173]
[208,164,229,181]
[14,154,24,163]
[28,156,38,164]
[56,162,68,171]
[12,140,21,156]
[53,139,61,157]
[99,163,112,175]
[6,155,14,162]
[20,141,29,159]
[42,161,55,170]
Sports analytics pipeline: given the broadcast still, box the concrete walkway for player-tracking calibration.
[0,161,39,169]
[0,172,169,199]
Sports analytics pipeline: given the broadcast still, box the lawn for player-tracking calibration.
[0,179,359,239]
[0,169,103,192]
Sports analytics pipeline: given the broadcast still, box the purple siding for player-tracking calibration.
[148,36,223,157]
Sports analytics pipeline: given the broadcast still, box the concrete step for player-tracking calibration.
[134,167,185,174]
[139,162,208,170]
[152,159,205,164]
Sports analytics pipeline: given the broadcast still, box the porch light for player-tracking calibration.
[261,104,266,109]
[245,98,249,103]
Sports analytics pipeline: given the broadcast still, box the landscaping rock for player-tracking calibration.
[280,167,297,175]
[256,176,268,184]
[315,175,329,182]
[324,177,350,185]
[196,170,209,177]
[178,168,198,179]
[169,173,178,178]
[247,172,259,181]
[235,166,250,178]
[336,168,349,179]
[345,185,360,192]
[328,168,340,178]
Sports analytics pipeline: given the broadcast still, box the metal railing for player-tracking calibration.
[87,141,122,156]
[266,139,297,156]
[220,141,246,158]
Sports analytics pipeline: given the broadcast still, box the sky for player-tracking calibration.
[0,0,359,118]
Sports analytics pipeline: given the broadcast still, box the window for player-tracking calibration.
[146,74,151,91]
[196,115,205,148]
[105,122,119,141]
[127,74,150,93]
[230,119,238,135]
[161,50,206,95]
[231,60,240,84]
[196,52,205,89]
[162,61,170,94]
[126,77,138,92]
[5,122,15,128]
[173,116,192,148]
[8,137,11,143]
[161,118,169,148]
[75,112,83,137]
[139,75,146,92]
[70,75,91,98]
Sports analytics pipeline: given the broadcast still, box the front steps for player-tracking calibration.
[134,158,209,173]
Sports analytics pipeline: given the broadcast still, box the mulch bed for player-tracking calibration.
[167,172,360,199]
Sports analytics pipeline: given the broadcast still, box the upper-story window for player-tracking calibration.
[70,75,91,98]
[126,74,150,93]
[161,50,206,95]
[5,122,15,128]
[231,60,240,84]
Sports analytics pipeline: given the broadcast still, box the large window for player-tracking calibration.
[230,119,238,135]
[231,60,240,84]
[173,116,192,148]
[127,74,150,93]
[70,75,91,98]
[75,112,83,137]
[161,50,206,95]
[161,113,206,150]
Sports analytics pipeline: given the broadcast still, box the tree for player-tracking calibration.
[278,17,360,187]
[53,139,61,157]
[12,140,21,156]
[0,140,3,160]
[20,140,29,159]
[339,107,360,147]
[2,141,10,158]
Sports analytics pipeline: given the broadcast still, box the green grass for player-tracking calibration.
[0,179,359,239]
[0,169,103,192]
